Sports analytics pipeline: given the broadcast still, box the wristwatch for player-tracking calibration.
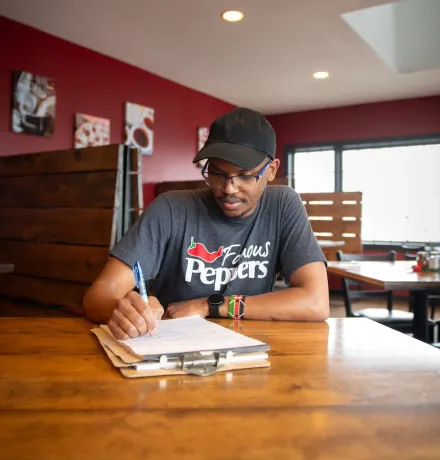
[207,293,224,318]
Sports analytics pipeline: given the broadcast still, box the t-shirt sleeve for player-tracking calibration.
[109,194,172,280]
[279,188,327,280]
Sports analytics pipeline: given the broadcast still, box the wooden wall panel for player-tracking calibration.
[0,241,108,284]
[0,275,87,314]
[300,192,362,202]
[304,204,362,219]
[0,145,131,314]
[309,220,360,235]
[0,144,121,177]
[0,171,117,208]
[300,192,363,257]
[0,208,113,246]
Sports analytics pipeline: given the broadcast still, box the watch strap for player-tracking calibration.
[208,302,221,318]
[228,295,246,320]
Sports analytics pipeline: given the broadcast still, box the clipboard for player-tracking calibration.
[91,316,271,378]
[99,324,269,361]
[98,315,270,361]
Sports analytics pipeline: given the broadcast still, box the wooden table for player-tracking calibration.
[2,317,440,459]
[0,263,14,274]
[328,261,440,342]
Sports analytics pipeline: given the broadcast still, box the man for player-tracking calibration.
[83,108,329,339]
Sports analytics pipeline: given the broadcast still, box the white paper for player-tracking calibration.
[102,315,267,357]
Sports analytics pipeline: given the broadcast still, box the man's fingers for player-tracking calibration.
[129,293,164,334]
[149,297,164,333]
[117,298,147,336]
[112,308,140,338]
[143,307,158,336]
[114,292,165,337]
[108,318,129,340]
[148,296,165,320]
[129,295,158,335]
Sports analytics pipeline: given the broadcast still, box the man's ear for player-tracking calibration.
[267,159,280,182]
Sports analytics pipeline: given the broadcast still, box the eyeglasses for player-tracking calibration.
[201,159,272,190]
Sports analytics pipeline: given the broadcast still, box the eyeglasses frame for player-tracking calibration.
[201,159,273,189]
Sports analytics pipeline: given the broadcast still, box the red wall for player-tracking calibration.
[0,17,234,205]
[267,95,440,165]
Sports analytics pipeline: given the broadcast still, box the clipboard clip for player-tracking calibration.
[182,351,223,376]
[134,350,268,376]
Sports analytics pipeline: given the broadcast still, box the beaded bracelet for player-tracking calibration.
[228,295,246,320]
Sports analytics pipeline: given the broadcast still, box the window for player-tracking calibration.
[343,144,440,242]
[290,149,335,193]
[287,139,440,244]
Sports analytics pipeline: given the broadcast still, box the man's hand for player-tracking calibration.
[108,292,164,340]
[164,297,208,319]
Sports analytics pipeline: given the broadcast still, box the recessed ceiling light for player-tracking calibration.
[313,71,330,79]
[222,10,244,22]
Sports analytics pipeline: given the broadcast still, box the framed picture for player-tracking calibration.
[74,114,110,148]
[11,70,56,137]
[197,126,209,168]
[125,102,154,155]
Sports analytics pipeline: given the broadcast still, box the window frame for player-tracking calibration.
[283,133,440,248]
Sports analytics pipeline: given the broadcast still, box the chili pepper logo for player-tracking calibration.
[187,237,224,263]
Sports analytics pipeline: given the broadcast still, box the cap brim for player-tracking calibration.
[192,142,268,170]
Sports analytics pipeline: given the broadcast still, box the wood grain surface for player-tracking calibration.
[0,171,118,208]
[1,317,440,460]
[0,144,120,177]
[0,145,125,314]
[0,241,108,283]
[0,275,87,313]
[0,263,14,274]
[0,208,113,246]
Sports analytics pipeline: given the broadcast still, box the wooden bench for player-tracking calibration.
[0,144,141,314]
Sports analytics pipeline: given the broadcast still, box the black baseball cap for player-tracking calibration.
[192,107,276,170]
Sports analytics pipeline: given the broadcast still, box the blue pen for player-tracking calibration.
[133,261,158,336]
[133,260,149,303]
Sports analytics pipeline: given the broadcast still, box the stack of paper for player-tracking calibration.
[91,315,270,378]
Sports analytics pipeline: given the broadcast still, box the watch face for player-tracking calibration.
[209,293,224,306]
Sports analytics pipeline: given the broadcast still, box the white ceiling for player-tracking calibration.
[342,0,440,74]
[2,0,440,114]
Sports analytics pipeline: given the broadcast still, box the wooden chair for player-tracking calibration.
[336,250,415,333]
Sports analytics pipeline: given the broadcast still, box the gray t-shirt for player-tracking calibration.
[110,185,326,307]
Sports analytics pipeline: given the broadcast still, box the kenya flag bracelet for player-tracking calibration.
[228,295,246,320]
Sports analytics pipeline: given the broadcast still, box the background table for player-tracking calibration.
[328,260,440,342]
[1,317,440,459]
